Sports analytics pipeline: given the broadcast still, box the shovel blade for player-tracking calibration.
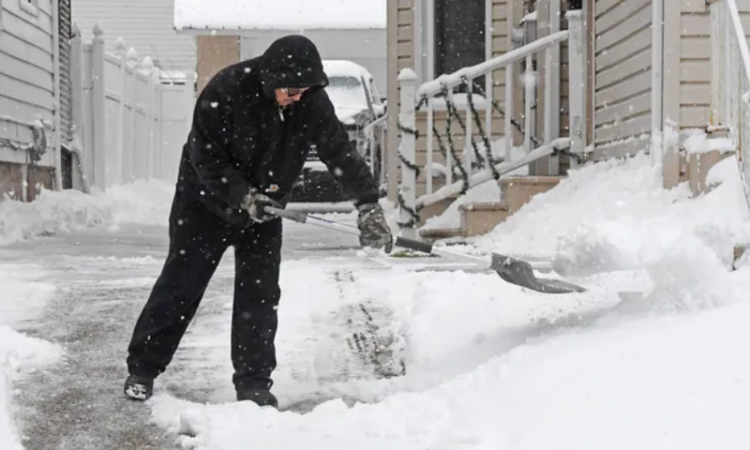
[490,253,586,294]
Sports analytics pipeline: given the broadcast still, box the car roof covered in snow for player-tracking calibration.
[174,0,386,31]
[323,60,372,80]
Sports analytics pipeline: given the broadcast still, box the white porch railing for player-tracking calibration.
[70,24,195,192]
[395,10,587,235]
[710,0,750,195]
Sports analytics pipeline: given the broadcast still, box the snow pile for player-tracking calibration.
[477,151,750,267]
[174,0,386,31]
[0,266,62,450]
[0,179,174,246]
[137,140,750,449]
[148,258,622,448]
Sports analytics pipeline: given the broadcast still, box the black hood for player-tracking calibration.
[258,35,329,98]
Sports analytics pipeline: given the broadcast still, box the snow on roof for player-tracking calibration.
[174,0,386,31]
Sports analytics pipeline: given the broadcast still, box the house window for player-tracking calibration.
[433,0,486,81]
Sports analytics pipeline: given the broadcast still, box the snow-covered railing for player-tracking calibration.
[395,9,586,233]
[710,0,750,193]
[70,24,195,191]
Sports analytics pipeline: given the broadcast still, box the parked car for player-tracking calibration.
[289,60,386,203]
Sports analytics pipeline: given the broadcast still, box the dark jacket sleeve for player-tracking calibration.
[313,90,380,206]
[186,82,252,210]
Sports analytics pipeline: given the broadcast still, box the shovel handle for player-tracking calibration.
[393,236,433,254]
[263,205,435,254]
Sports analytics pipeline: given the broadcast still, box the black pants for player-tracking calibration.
[126,189,283,392]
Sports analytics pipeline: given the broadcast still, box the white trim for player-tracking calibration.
[19,0,39,17]
[413,0,423,81]
[52,0,62,190]
[651,0,664,162]
[485,0,493,135]
[415,0,434,83]
[425,0,434,81]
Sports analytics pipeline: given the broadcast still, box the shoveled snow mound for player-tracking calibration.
[0,179,175,246]
[142,147,750,450]
[473,151,750,274]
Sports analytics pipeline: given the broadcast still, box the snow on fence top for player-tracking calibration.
[174,0,386,30]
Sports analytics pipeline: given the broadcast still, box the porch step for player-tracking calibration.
[419,175,563,240]
[459,202,510,237]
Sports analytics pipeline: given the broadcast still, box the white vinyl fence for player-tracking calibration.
[70,24,194,191]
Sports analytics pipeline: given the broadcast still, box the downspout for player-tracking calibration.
[52,0,63,190]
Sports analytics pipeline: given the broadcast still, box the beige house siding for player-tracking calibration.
[396,0,414,72]
[592,0,654,160]
[680,1,711,129]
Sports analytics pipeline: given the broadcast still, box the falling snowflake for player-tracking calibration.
[210,102,219,108]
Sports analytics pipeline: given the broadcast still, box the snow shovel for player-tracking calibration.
[264,206,586,294]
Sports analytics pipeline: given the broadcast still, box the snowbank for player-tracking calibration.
[174,0,386,31]
[139,142,750,449]
[0,179,175,246]
[473,151,750,273]
[0,266,62,450]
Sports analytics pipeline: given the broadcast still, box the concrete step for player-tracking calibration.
[459,202,510,237]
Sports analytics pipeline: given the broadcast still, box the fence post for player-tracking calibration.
[70,24,87,187]
[142,57,155,180]
[126,48,139,183]
[91,24,107,190]
[397,68,419,238]
[566,9,586,168]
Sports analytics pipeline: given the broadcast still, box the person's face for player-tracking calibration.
[275,87,309,107]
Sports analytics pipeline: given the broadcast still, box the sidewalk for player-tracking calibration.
[0,219,395,449]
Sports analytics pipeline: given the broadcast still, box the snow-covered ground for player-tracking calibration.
[2,147,750,449]
[0,265,62,450]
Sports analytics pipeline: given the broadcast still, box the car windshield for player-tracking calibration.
[326,75,367,108]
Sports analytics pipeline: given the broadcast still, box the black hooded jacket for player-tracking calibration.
[176,35,380,226]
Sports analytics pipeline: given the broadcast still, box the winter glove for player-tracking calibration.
[240,187,282,223]
[356,203,393,253]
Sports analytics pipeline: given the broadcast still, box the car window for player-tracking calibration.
[368,79,382,105]
[326,76,368,108]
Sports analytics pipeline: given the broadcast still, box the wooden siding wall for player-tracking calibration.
[0,0,58,200]
[679,1,711,129]
[0,0,56,166]
[593,0,653,159]
[396,0,413,73]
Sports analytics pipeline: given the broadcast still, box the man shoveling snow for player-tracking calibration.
[123,35,393,408]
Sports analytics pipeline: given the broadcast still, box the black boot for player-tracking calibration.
[237,388,278,408]
[124,374,154,401]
